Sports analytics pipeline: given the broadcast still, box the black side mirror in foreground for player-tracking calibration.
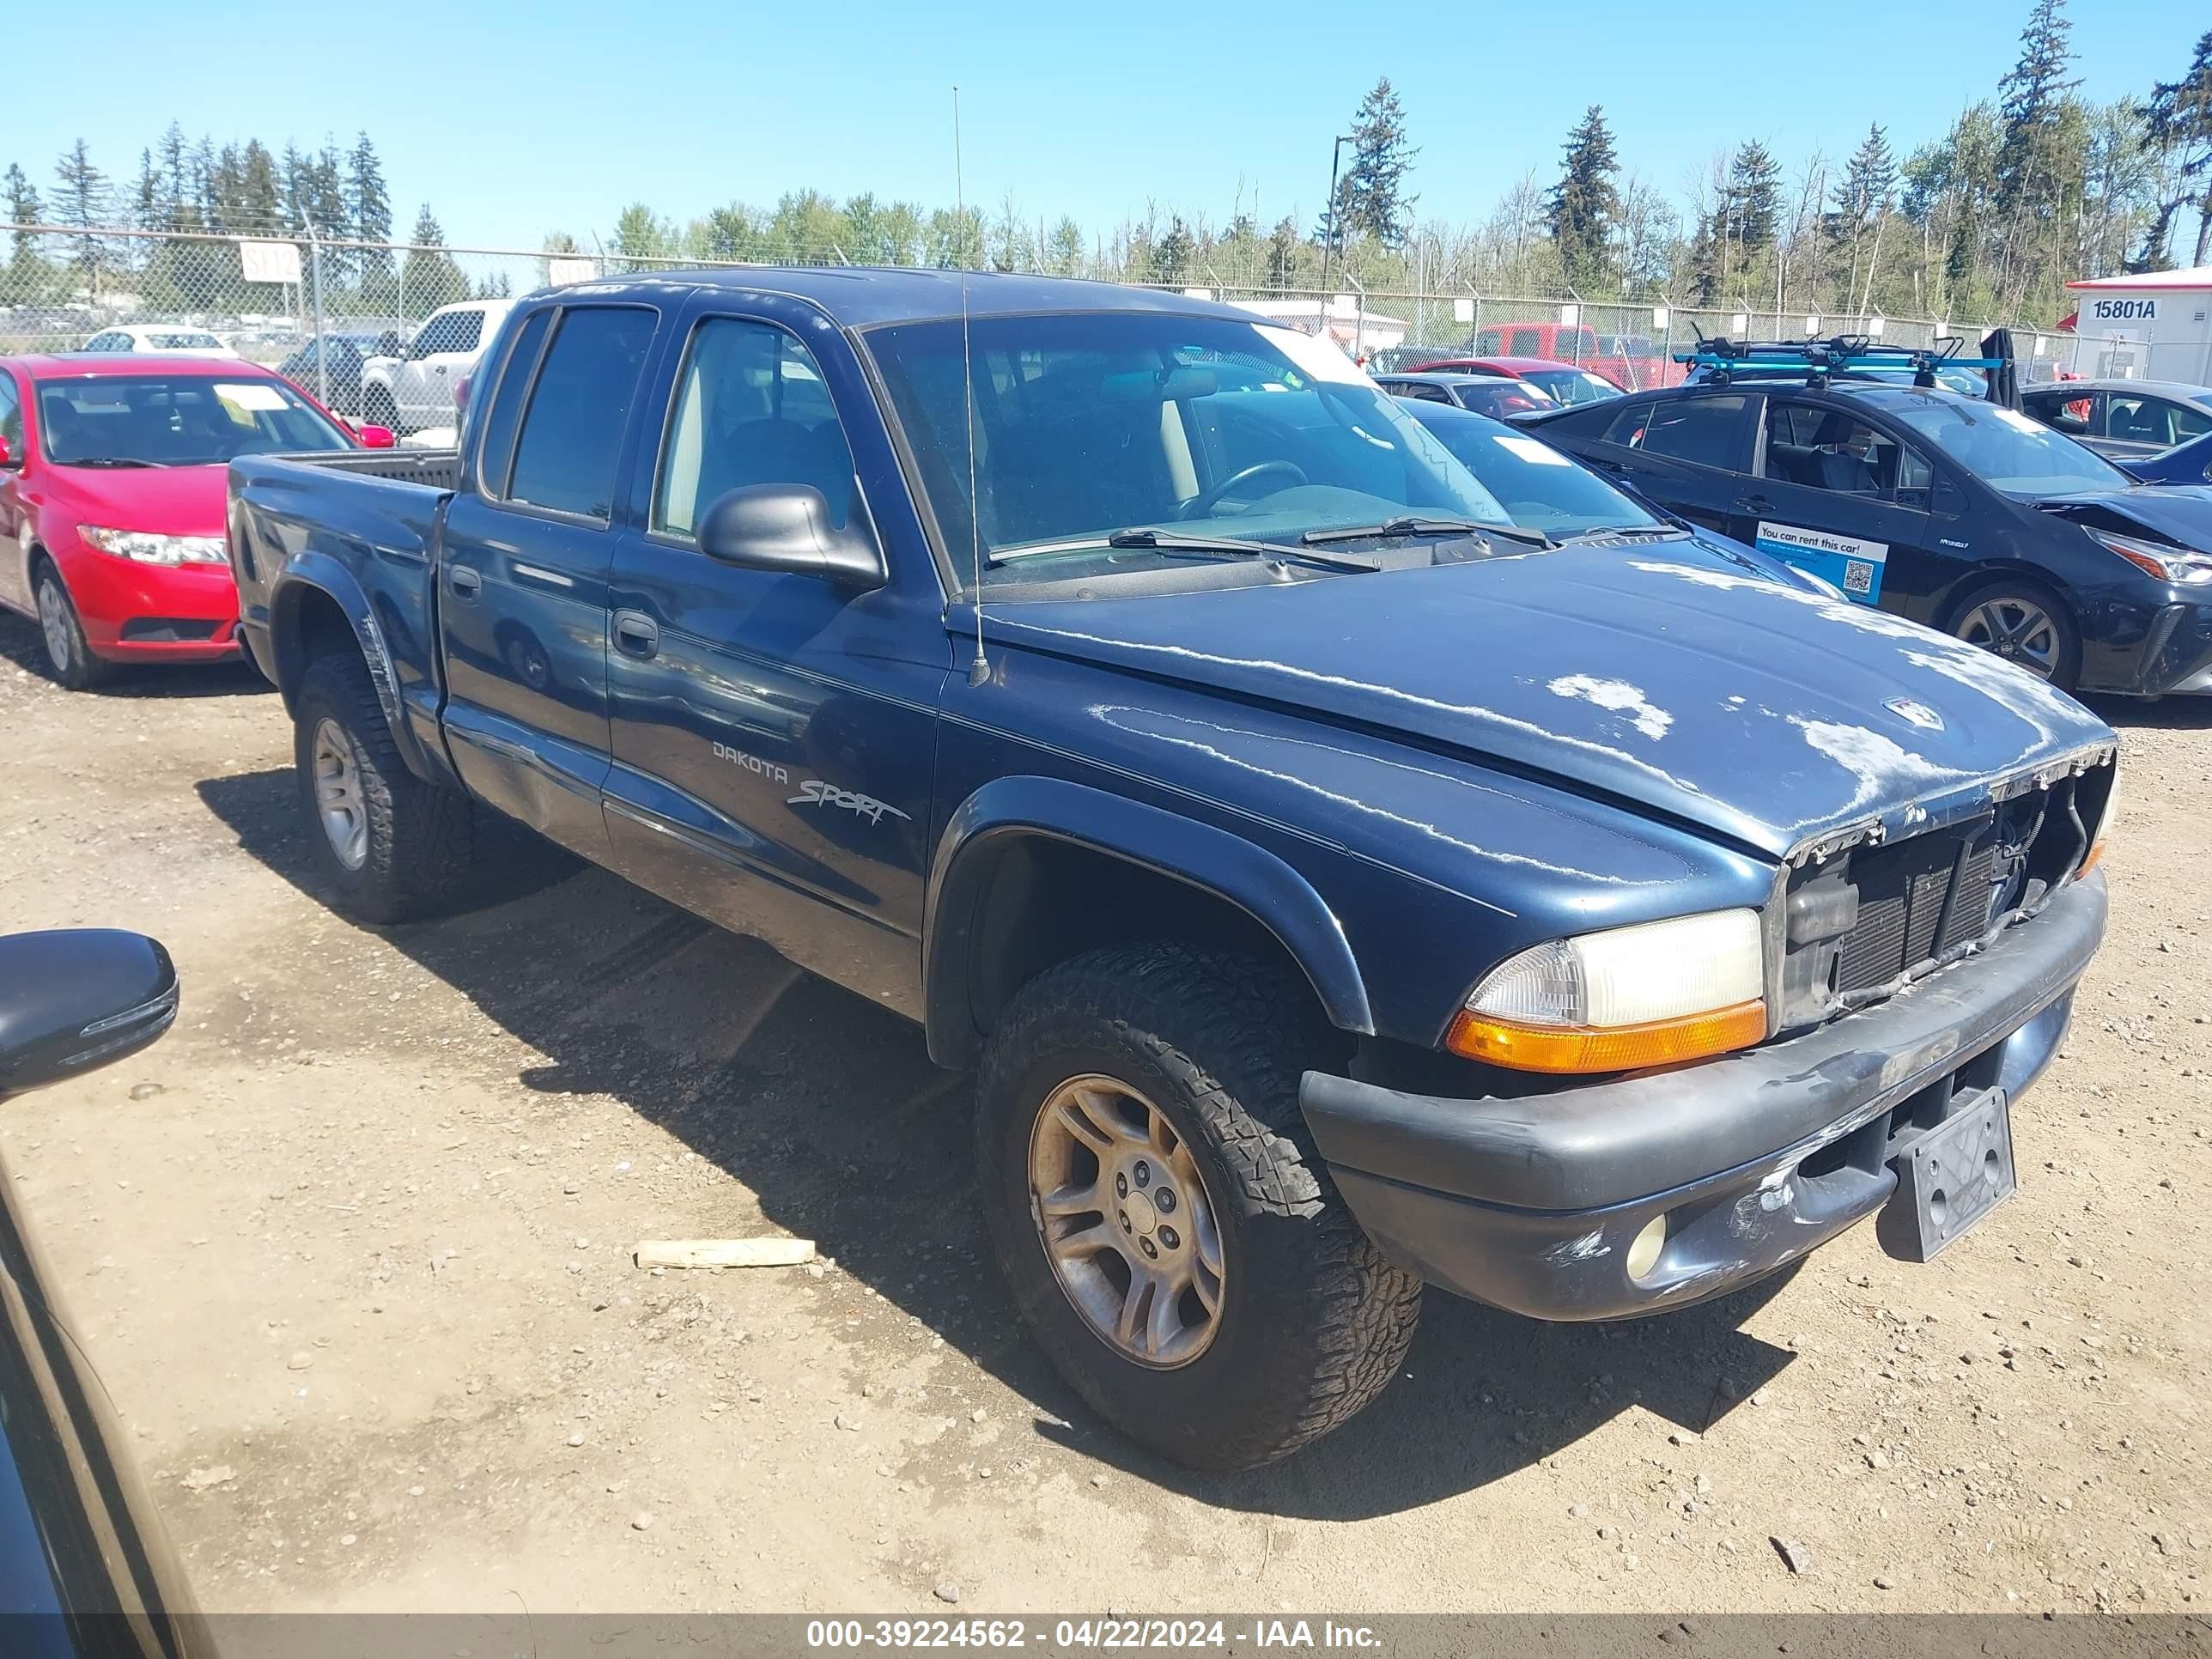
[0,931,179,1100]
[697,483,886,590]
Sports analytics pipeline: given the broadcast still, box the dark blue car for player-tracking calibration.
[2121,428,2212,488]
[228,271,2117,1469]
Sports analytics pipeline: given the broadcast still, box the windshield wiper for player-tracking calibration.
[62,457,164,469]
[1302,516,1557,550]
[1557,523,1685,541]
[1103,528,1382,572]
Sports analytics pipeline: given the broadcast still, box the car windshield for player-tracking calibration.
[1409,410,1665,537]
[1522,369,1627,406]
[1523,368,1625,406]
[865,312,1514,587]
[1880,392,2133,497]
[36,373,350,466]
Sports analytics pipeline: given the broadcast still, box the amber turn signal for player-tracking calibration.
[1445,999,1768,1074]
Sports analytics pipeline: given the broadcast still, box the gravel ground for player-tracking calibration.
[0,614,2205,1618]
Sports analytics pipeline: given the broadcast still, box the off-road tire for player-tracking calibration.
[32,562,112,691]
[977,944,1423,1470]
[292,652,473,923]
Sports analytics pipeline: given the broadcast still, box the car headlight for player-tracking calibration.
[2087,527,2212,585]
[79,526,228,566]
[1445,908,1766,1073]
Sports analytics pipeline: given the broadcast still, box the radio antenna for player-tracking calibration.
[955,84,988,686]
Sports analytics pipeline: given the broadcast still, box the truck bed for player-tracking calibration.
[271,447,465,492]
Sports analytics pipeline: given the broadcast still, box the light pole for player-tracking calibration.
[1317,133,1354,323]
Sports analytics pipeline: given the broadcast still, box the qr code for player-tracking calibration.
[1844,561,1875,595]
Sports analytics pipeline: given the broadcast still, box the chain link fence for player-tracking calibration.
[0,222,2103,437]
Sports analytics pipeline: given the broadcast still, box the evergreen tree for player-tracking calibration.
[236,140,282,231]
[133,149,162,231]
[1545,106,1621,289]
[1995,0,2080,219]
[1829,124,1896,308]
[1047,216,1086,276]
[2147,31,2212,265]
[52,140,109,289]
[1153,216,1194,284]
[1728,141,1783,252]
[157,122,191,224]
[1321,77,1419,251]
[1265,216,1301,289]
[400,204,467,311]
[4,163,43,265]
[281,143,310,232]
[348,132,392,256]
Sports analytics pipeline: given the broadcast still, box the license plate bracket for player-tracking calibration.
[1875,1087,2015,1263]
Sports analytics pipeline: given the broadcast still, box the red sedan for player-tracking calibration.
[0,354,382,690]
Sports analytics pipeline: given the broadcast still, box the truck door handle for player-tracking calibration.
[613,610,659,659]
[447,565,482,599]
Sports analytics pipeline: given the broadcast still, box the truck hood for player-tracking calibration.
[976,539,2115,860]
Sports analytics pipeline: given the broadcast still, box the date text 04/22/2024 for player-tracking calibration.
[803,1618,1382,1650]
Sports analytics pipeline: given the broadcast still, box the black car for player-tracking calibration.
[276,328,403,417]
[1528,376,2212,695]
[1374,371,1558,420]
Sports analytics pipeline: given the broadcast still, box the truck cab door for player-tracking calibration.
[1726,397,1946,618]
[599,296,952,1018]
[434,302,664,861]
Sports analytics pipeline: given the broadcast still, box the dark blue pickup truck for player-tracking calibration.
[229,270,2118,1470]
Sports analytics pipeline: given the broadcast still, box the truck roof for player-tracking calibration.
[546,266,1250,329]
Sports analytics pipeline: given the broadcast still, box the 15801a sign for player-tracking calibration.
[2087,297,2159,322]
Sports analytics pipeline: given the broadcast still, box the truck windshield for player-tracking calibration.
[1878,391,2131,498]
[863,312,1512,587]
[1407,410,1667,538]
[34,374,351,467]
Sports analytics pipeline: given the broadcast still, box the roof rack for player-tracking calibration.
[1670,333,2007,389]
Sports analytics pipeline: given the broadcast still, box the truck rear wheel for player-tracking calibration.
[976,944,1422,1470]
[292,653,473,923]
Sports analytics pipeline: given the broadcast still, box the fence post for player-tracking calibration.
[306,222,329,408]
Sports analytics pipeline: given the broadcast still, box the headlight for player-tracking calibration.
[1445,908,1766,1073]
[2087,527,2212,585]
[78,526,228,566]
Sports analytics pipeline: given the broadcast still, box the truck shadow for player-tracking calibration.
[195,767,1798,1522]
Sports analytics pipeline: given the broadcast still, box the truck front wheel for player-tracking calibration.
[976,945,1423,1470]
[292,653,473,923]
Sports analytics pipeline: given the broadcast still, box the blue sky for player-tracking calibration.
[8,0,2205,250]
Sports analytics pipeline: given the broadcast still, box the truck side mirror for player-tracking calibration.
[0,930,179,1101]
[696,483,885,590]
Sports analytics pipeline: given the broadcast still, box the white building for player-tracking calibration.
[1228,296,1408,357]
[2063,267,2212,383]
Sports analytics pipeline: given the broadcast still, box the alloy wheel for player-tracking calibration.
[1954,596,2061,679]
[1026,1074,1226,1368]
[36,579,72,672]
[311,717,369,871]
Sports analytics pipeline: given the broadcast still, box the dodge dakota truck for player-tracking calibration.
[228,270,2118,1471]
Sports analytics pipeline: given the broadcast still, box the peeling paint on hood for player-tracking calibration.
[975,539,2116,860]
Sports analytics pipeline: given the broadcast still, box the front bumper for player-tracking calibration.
[2081,594,2212,696]
[1300,873,2106,1320]
[64,549,241,663]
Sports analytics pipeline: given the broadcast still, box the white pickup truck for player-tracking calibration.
[360,298,516,436]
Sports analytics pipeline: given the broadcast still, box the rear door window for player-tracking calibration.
[1606,394,1751,470]
[1507,326,1542,356]
[502,307,659,523]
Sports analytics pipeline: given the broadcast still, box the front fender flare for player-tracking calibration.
[923,776,1374,1068]
[269,558,434,782]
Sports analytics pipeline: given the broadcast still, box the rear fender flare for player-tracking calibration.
[923,775,1374,1068]
[270,559,433,782]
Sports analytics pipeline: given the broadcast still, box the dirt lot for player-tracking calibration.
[1,613,2207,1620]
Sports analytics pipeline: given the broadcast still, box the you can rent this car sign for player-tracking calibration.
[1755,520,1887,603]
